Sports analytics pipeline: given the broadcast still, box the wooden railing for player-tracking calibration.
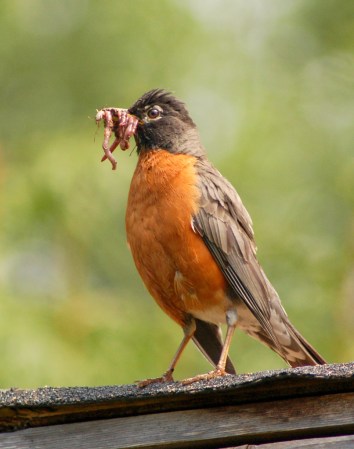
[0,363,353,448]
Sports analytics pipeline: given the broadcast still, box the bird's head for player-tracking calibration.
[128,89,204,157]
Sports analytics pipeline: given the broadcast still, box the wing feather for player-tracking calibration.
[191,158,325,367]
[193,159,283,351]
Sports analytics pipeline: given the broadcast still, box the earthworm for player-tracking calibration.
[95,108,138,170]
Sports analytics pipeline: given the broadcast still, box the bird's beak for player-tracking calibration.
[129,113,144,127]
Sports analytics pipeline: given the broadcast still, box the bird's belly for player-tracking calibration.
[190,303,230,325]
[126,196,232,325]
[125,151,232,326]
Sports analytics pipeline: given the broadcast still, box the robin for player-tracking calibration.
[120,89,326,385]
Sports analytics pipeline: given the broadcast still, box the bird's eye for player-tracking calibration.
[147,107,161,119]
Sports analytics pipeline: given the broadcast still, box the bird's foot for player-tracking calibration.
[181,368,228,385]
[137,369,175,388]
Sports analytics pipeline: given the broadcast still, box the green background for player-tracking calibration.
[0,0,353,387]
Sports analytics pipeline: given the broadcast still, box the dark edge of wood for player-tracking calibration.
[0,363,353,432]
[226,434,354,449]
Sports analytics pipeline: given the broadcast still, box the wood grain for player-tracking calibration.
[1,392,353,449]
[231,434,354,448]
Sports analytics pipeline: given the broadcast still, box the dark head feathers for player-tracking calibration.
[128,89,203,156]
[128,89,195,127]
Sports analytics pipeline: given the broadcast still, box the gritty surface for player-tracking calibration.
[1,363,353,408]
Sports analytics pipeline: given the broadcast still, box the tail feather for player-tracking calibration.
[249,321,326,368]
[192,318,236,374]
[247,294,327,367]
[287,324,326,367]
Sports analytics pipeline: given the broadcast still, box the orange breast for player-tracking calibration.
[125,150,231,327]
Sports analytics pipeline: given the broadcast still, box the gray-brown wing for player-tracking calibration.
[193,159,283,350]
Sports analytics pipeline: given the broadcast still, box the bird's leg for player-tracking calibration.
[182,310,237,385]
[137,320,196,388]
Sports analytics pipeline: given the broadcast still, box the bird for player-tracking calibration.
[123,88,326,385]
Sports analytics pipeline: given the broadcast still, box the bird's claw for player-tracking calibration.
[137,369,175,388]
[181,368,229,385]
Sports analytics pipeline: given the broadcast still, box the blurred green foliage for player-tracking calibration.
[0,0,353,387]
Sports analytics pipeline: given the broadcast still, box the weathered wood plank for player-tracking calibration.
[1,392,353,449]
[1,363,353,431]
[231,434,354,448]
